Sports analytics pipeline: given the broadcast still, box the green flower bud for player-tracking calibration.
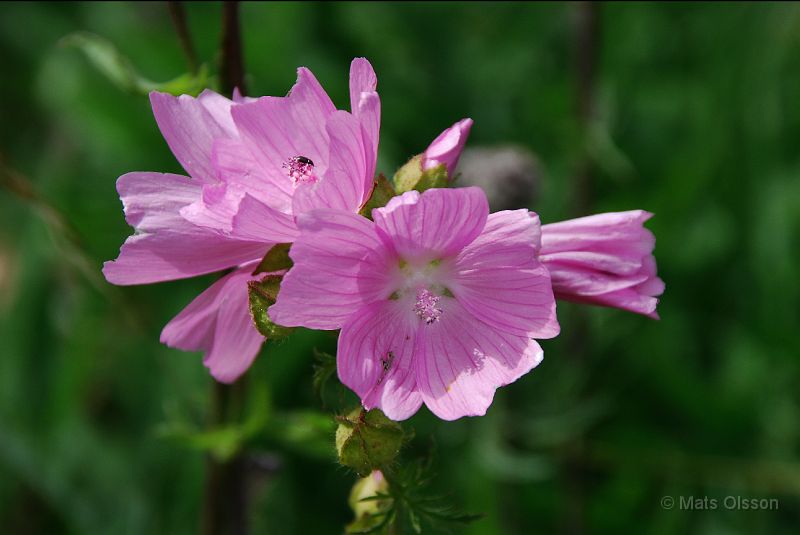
[392,154,449,194]
[347,470,391,532]
[335,408,403,476]
[359,174,397,218]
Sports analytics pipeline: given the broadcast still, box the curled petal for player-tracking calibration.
[540,210,663,318]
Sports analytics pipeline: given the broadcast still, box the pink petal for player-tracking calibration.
[161,267,265,383]
[372,187,488,262]
[179,181,244,234]
[562,287,660,319]
[160,269,231,351]
[231,67,335,186]
[211,138,293,212]
[355,92,380,197]
[150,92,233,183]
[338,300,422,421]
[422,118,473,175]
[292,110,373,214]
[541,210,655,256]
[180,183,297,244]
[103,172,267,285]
[230,194,299,243]
[544,263,651,296]
[451,209,560,339]
[349,58,378,111]
[197,89,239,136]
[268,209,395,330]
[349,58,380,185]
[204,271,266,383]
[416,298,544,421]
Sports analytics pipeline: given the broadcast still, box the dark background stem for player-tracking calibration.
[167,1,199,74]
[219,1,246,96]
[573,0,599,217]
[202,380,249,535]
[563,3,600,535]
[197,2,250,534]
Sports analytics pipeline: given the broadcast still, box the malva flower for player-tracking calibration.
[103,58,382,382]
[102,58,477,383]
[269,187,560,421]
[539,210,664,318]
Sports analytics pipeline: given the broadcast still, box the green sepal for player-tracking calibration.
[247,275,293,339]
[392,154,449,194]
[359,174,397,218]
[253,243,293,274]
[61,32,212,96]
[335,408,404,476]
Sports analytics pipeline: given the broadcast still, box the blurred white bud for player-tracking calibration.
[455,145,540,211]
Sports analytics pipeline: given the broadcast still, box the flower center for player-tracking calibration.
[413,288,442,324]
[282,155,317,186]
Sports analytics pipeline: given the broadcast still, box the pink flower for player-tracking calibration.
[539,210,664,319]
[103,58,381,382]
[422,118,473,176]
[269,187,560,421]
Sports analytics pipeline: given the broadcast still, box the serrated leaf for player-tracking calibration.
[248,276,293,339]
[360,174,397,218]
[253,243,293,274]
[62,32,211,96]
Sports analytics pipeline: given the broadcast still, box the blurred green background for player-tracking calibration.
[1,1,799,534]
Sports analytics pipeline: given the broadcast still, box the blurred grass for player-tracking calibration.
[1,2,799,534]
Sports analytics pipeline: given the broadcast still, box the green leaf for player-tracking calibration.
[61,32,211,96]
[335,408,404,476]
[247,275,293,339]
[262,410,336,460]
[359,174,397,218]
[155,383,271,462]
[253,243,293,274]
